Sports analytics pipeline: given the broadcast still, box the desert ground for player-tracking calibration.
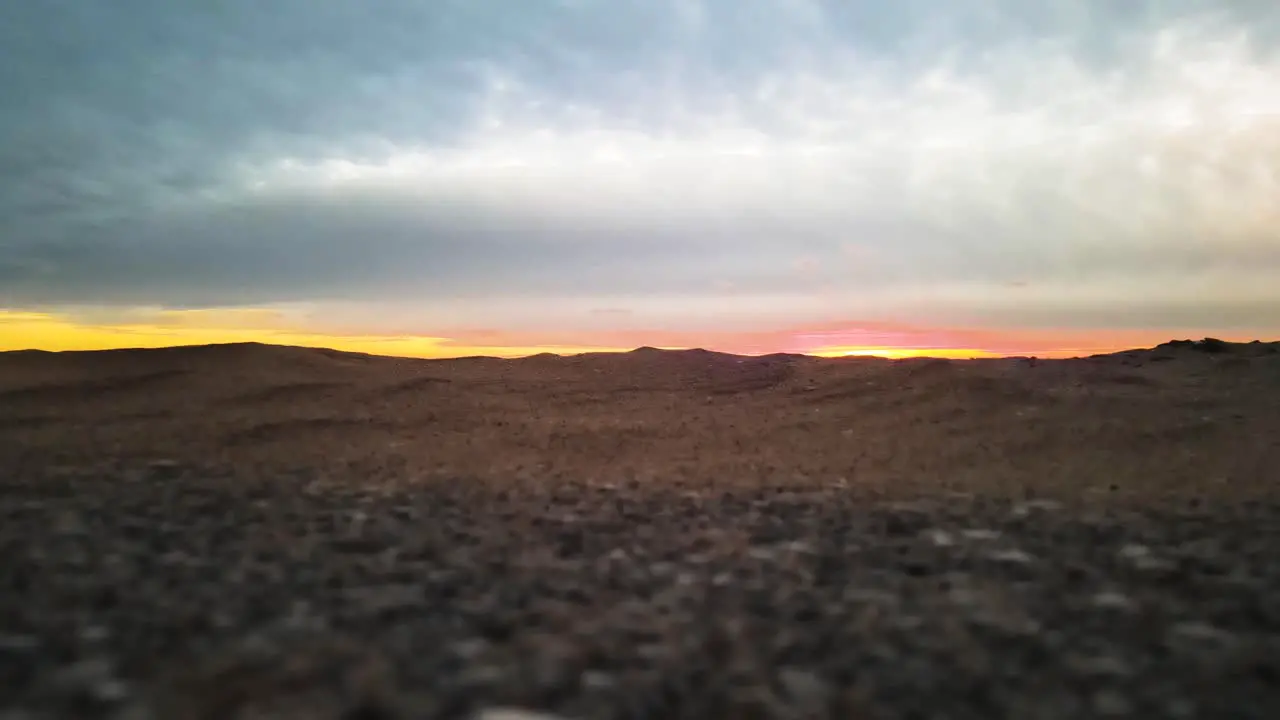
[1,339,1278,718]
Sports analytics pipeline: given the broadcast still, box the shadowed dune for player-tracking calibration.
[376,376,456,395]
[228,381,348,405]
[0,368,191,404]
[222,416,399,447]
[0,338,1276,503]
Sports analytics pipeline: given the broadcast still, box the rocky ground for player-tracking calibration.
[2,340,1278,718]
[2,461,1278,719]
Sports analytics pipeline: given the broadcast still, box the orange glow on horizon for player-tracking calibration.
[0,310,621,358]
[807,346,1002,360]
[0,308,1261,361]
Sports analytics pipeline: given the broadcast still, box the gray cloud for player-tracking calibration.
[2,0,1279,332]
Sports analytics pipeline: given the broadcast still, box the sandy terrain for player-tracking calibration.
[1,339,1278,718]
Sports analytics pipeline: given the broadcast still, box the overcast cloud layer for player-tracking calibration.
[2,0,1278,334]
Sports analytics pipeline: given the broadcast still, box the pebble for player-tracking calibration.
[1118,543,1150,558]
[987,548,1036,564]
[1089,591,1137,612]
[1066,654,1132,678]
[924,529,955,547]
[451,638,490,660]
[79,625,110,643]
[0,635,39,653]
[145,460,182,480]
[777,667,830,710]
[1011,500,1064,517]
[580,671,616,691]
[342,583,422,613]
[1092,690,1134,716]
[1117,544,1175,571]
[92,677,131,703]
[473,709,571,720]
[1168,621,1235,645]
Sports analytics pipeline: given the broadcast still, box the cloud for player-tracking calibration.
[2,1,1279,335]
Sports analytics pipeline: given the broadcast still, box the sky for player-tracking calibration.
[2,0,1278,358]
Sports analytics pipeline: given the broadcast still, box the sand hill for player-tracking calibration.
[1,338,1276,503]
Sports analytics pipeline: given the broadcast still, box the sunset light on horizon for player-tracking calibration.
[0,307,1255,361]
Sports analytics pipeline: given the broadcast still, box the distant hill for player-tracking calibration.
[1,337,1276,367]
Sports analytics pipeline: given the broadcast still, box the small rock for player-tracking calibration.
[1011,500,1064,517]
[1117,544,1151,560]
[1092,690,1133,716]
[458,665,505,688]
[146,459,182,480]
[649,562,675,577]
[79,625,110,643]
[1090,591,1137,612]
[1067,654,1132,677]
[92,677,131,703]
[968,610,1041,636]
[778,667,830,711]
[451,638,490,660]
[473,708,572,720]
[1169,622,1234,645]
[924,529,955,547]
[843,588,899,606]
[581,670,616,690]
[53,510,87,535]
[780,540,814,554]
[342,584,422,613]
[987,549,1036,565]
[1133,556,1175,572]
[961,529,1001,541]
[893,615,924,631]
[50,658,118,694]
[0,634,40,653]
[1118,544,1174,571]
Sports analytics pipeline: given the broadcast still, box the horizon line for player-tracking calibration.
[2,336,1264,363]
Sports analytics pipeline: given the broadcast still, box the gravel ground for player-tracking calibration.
[2,462,1279,719]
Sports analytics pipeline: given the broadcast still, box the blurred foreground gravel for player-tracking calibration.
[2,462,1278,719]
